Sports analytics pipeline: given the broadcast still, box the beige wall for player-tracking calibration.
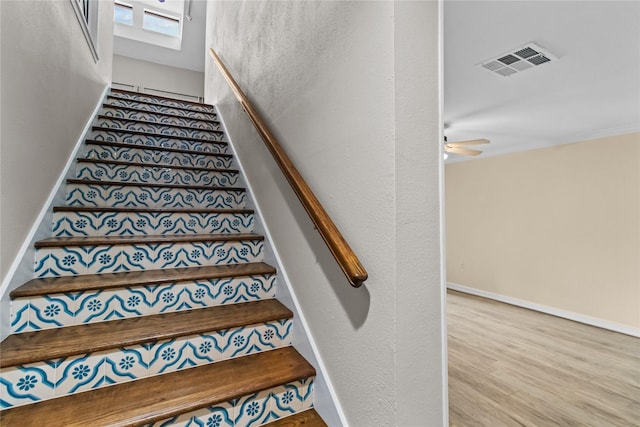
[446,132,640,330]
[112,55,204,101]
[206,1,445,425]
[1,0,113,337]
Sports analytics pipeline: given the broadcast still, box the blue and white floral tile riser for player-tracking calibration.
[10,274,276,333]
[75,163,239,186]
[95,118,222,142]
[34,239,264,278]
[105,97,218,121]
[148,378,314,427]
[89,130,228,152]
[0,319,293,409]
[53,211,253,237]
[110,92,216,113]
[66,183,245,209]
[101,107,221,131]
[83,145,232,169]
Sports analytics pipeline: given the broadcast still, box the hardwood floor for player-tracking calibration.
[447,290,640,427]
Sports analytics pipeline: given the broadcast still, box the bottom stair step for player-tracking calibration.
[0,347,315,427]
[262,409,328,427]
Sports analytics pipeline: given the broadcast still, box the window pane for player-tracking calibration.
[143,10,179,37]
[114,3,132,25]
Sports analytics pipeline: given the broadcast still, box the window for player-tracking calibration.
[113,0,185,50]
[143,10,180,37]
[114,2,133,26]
[70,0,99,61]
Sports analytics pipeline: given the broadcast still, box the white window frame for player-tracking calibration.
[114,1,134,26]
[142,8,181,37]
[70,0,99,61]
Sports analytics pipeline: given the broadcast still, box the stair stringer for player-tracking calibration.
[215,106,347,427]
[0,85,110,342]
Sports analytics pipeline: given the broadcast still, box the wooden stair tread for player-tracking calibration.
[102,103,221,124]
[66,178,244,191]
[0,299,291,367]
[111,88,215,108]
[53,206,252,214]
[263,409,328,427]
[76,157,239,173]
[12,262,276,298]
[35,232,263,248]
[0,347,315,426]
[91,126,224,143]
[98,115,220,134]
[85,139,230,155]
[107,94,216,115]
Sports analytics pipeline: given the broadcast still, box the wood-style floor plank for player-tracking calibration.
[0,299,290,368]
[448,290,640,427]
[0,347,315,427]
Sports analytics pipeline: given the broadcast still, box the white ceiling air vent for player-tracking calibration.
[480,42,557,77]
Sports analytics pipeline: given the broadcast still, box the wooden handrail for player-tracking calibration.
[209,48,368,287]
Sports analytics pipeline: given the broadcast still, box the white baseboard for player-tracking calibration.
[447,282,640,338]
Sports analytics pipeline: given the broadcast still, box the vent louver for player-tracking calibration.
[480,42,556,77]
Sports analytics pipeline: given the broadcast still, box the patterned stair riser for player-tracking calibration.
[52,211,254,237]
[101,107,221,131]
[66,183,246,209]
[83,144,233,169]
[105,97,218,121]
[35,239,264,278]
[110,92,216,113]
[10,274,276,333]
[89,129,228,153]
[95,117,223,141]
[1,319,293,408]
[150,378,314,427]
[75,162,239,186]
[0,90,319,423]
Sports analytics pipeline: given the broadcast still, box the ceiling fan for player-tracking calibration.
[444,137,490,157]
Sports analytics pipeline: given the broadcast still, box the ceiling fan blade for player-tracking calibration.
[445,146,483,156]
[446,138,490,147]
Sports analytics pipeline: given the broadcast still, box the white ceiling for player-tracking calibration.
[113,1,639,157]
[444,1,640,161]
[113,0,207,72]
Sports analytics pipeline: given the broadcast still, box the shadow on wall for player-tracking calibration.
[283,184,371,330]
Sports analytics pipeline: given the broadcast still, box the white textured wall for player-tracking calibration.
[446,133,640,331]
[113,54,204,100]
[205,1,445,425]
[0,0,113,334]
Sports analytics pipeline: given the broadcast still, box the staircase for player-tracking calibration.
[0,89,328,427]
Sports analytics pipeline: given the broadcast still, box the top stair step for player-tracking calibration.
[110,88,215,113]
